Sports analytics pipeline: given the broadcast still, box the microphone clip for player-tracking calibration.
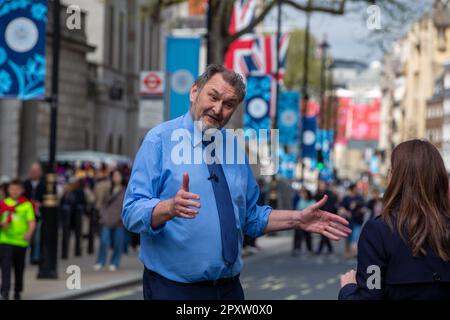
[207,173,219,182]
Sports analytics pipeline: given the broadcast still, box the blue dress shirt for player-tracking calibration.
[122,111,272,283]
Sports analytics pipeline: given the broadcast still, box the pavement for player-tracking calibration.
[19,233,295,300]
[19,232,354,300]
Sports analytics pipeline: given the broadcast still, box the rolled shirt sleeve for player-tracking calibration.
[122,133,164,235]
[243,163,272,238]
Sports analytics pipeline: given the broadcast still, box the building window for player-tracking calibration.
[108,4,115,67]
[118,135,123,154]
[107,134,114,153]
[119,11,125,72]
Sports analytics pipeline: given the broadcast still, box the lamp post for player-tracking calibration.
[299,11,311,184]
[38,0,60,279]
[268,0,282,211]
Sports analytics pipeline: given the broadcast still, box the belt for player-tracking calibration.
[195,274,240,287]
[145,268,240,287]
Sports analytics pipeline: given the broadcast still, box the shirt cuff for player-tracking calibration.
[144,198,165,235]
[338,283,358,300]
[255,205,272,237]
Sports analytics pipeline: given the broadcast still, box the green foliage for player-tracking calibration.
[284,29,322,97]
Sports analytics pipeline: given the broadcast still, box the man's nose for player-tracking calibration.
[211,101,222,115]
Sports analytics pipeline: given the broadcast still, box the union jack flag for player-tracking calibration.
[224,1,291,84]
[241,33,290,82]
[224,0,257,77]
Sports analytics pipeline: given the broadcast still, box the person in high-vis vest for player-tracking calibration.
[0,180,36,300]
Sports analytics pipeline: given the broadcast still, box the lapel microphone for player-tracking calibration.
[207,173,219,182]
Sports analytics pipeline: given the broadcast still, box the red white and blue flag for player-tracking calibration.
[224,0,257,77]
[224,1,290,82]
[242,33,290,81]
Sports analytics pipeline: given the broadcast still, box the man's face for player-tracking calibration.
[30,164,42,180]
[189,73,240,130]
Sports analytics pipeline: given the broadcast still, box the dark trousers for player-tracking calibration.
[0,244,27,297]
[143,268,245,300]
[317,235,333,254]
[293,230,312,252]
[61,211,82,259]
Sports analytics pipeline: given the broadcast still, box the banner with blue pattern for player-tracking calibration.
[301,116,317,160]
[244,75,272,141]
[0,0,47,100]
[166,36,200,119]
[277,90,299,145]
[278,149,297,179]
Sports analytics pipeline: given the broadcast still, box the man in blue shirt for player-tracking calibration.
[123,64,351,300]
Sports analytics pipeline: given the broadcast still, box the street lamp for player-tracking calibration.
[38,0,60,279]
[299,10,311,184]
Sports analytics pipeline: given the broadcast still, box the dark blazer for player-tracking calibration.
[339,215,450,300]
[23,178,46,203]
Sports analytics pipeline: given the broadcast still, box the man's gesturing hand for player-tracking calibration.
[168,173,201,219]
[297,195,352,241]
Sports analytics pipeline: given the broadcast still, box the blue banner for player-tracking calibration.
[279,151,297,179]
[302,116,317,160]
[166,37,200,119]
[0,0,47,100]
[244,75,272,141]
[277,90,300,145]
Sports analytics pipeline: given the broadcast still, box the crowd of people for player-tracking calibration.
[0,161,136,300]
[291,180,382,259]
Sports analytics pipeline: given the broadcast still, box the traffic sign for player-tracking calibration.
[140,71,165,96]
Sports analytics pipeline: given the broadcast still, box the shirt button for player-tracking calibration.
[432,272,441,282]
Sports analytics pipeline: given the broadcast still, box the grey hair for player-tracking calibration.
[194,64,246,103]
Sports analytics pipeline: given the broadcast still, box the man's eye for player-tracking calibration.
[210,95,218,101]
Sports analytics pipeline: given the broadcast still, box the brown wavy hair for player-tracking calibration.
[382,139,450,261]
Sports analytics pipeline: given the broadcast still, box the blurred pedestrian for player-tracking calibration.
[60,178,86,259]
[366,188,382,220]
[339,139,450,300]
[292,188,315,257]
[93,163,112,234]
[94,169,126,271]
[339,183,365,258]
[315,181,338,255]
[23,163,45,265]
[0,180,36,300]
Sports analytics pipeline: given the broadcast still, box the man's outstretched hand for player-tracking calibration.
[297,195,352,241]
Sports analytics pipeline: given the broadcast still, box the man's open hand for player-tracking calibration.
[297,195,352,241]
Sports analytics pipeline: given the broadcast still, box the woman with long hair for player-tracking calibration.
[339,139,450,299]
[93,169,127,271]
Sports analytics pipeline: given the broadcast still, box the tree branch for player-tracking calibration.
[226,0,279,46]
[283,0,346,15]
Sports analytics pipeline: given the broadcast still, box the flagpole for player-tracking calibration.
[300,10,311,185]
[268,0,282,211]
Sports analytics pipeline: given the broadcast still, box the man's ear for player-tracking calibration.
[190,84,199,103]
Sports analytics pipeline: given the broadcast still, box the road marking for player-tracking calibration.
[271,283,285,291]
[315,283,326,290]
[326,278,337,284]
[300,289,312,295]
